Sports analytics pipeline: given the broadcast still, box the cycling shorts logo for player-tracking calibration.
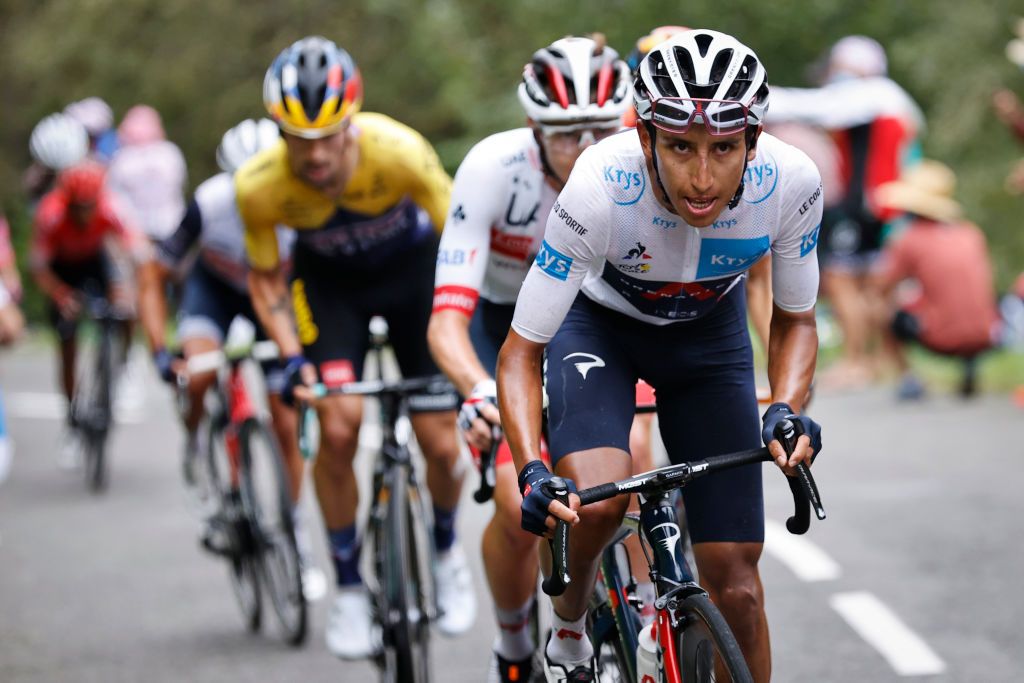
[320,360,356,388]
[291,279,319,345]
[535,240,573,281]
[742,153,779,204]
[563,352,605,380]
[800,223,820,257]
[603,164,647,205]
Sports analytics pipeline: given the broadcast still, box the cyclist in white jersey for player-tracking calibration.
[428,35,636,682]
[498,30,824,682]
[138,119,303,523]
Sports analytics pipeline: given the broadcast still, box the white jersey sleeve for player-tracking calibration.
[511,147,610,343]
[770,146,823,313]
[432,137,508,316]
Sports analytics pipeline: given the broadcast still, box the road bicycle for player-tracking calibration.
[185,339,307,645]
[544,419,826,682]
[69,288,130,493]
[299,319,453,682]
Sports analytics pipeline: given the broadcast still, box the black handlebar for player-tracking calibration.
[541,431,826,597]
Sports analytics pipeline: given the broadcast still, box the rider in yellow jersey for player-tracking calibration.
[236,36,472,660]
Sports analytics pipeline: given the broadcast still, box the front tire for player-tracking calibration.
[675,593,753,683]
[239,418,307,646]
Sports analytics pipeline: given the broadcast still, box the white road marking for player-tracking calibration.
[763,519,841,582]
[6,392,145,424]
[830,591,946,676]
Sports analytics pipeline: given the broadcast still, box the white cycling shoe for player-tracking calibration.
[325,587,381,659]
[435,544,477,636]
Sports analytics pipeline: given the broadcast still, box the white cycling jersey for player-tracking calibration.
[156,172,293,293]
[433,128,556,314]
[512,130,823,343]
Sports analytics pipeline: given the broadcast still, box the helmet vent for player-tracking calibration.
[694,33,714,58]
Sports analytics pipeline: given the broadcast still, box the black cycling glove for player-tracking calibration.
[761,402,822,460]
[518,459,577,536]
[152,348,176,384]
[281,355,313,406]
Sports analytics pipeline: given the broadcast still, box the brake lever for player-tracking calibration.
[541,477,571,597]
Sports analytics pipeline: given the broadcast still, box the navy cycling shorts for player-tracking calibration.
[179,263,284,394]
[469,299,515,376]
[544,288,764,544]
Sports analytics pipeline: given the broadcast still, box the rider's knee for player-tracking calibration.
[578,495,630,538]
[704,566,764,623]
[317,407,360,458]
[411,413,459,462]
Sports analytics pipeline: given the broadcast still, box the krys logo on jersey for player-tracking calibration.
[535,239,573,281]
[741,152,779,204]
[696,236,770,279]
[603,164,647,206]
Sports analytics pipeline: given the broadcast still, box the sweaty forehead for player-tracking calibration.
[656,126,745,146]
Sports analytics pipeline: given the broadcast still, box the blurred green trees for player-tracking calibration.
[2,0,1023,309]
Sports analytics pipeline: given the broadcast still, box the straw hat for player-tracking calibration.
[876,160,962,222]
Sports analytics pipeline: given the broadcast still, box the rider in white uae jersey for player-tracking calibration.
[512,129,822,341]
[433,128,554,310]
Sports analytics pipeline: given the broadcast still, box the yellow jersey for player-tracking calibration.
[236,112,451,271]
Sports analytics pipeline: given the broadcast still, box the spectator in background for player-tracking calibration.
[0,214,25,346]
[0,213,24,486]
[64,97,118,164]
[870,161,1000,400]
[768,35,924,389]
[992,18,1024,193]
[108,105,188,244]
[106,105,187,243]
[23,113,90,207]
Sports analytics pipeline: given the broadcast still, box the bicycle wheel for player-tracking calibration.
[376,465,430,682]
[239,418,307,645]
[674,593,753,683]
[83,324,115,493]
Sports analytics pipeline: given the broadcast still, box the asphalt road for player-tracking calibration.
[1,340,1022,682]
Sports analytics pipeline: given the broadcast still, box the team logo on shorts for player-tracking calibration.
[563,352,605,380]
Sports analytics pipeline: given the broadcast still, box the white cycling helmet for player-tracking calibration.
[518,36,632,125]
[634,29,768,134]
[64,97,114,137]
[216,118,281,173]
[29,113,89,171]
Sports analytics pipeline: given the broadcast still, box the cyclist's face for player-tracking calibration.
[639,124,756,227]
[68,201,97,226]
[537,123,619,184]
[283,124,353,194]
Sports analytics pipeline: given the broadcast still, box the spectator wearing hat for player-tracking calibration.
[870,161,1000,399]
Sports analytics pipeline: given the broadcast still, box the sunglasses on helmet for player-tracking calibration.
[650,98,750,136]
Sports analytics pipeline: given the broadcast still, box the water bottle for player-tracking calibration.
[636,621,659,683]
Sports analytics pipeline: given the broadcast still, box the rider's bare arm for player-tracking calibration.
[248,267,302,358]
[766,305,818,468]
[427,310,491,398]
[496,330,546,472]
[137,259,171,351]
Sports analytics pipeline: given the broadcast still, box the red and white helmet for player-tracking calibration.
[634,29,768,134]
[518,36,632,125]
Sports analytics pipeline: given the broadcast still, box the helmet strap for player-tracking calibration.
[643,122,675,208]
[729,125,761,210]
[531,128,566,190]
